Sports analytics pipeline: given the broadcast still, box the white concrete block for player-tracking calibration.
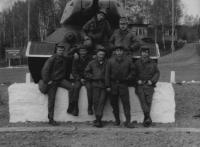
[8,82,175,123]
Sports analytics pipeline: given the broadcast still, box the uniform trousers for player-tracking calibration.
[92,86,107,119]
[135,85,154,116]
[47,79,73,120]
[109,83,131,122]
[72,81,93,109]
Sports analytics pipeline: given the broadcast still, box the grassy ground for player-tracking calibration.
[0,67,29,84]
[0,43,200,146]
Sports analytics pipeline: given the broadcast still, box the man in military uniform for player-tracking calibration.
[105,46,135,128]
[109,17,140,55]
[134,47,160,127]
[41,42,74,126]
[68,44,93,116]
[84,45,107,128]
[82,9,112,51]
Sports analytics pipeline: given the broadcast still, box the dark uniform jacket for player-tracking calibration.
[109,29,138,51]
[84,59,107,88]
[134,58,160,86]
[105,56,134,88]
[72,55,92,80]
[83,17,112,44]
[41,54,71,83]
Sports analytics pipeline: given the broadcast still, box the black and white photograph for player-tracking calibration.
[0,0,200,146]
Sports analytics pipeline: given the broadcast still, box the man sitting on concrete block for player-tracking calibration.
[134,46,160,127]
[41,42,74,126]
[70,44,93,116]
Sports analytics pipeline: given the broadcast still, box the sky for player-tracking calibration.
[181,0,200,17]
[0,0,13,12]
[0,0,199,17]
[0,0,25,12]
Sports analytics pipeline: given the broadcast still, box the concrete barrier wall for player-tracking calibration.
[8,82,175,123]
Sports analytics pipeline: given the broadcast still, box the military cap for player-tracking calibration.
[96,44,106,53]
[76,44,88,51]
[113,46,125,51]
[97,9,107,16]
[56,42,65,48]
[119,17,129,24]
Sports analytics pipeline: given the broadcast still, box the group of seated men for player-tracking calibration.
[40,9,160,128]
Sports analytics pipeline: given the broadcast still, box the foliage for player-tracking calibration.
[150,0,183,25]
[122,0,152,24]
[178,25,199,42]
[0,0,67,45]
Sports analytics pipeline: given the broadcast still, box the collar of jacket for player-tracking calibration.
[92,17,105,25]
[115,56,124,63]
[95,58,106,65]
[55,54,64,59]
[119,28,129,35]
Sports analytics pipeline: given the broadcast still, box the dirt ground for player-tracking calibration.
[0,43,200,146]
[1,130,200,147]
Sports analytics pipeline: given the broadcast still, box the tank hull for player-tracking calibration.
[28,57,47,83]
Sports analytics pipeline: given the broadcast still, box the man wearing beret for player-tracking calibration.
[41,42,74,126]
[68,44,93,116]
[84,45,107,128]
[109,17,140,55]
[134,47,160,127]
[105,46,135,128]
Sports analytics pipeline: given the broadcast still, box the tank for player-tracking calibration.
[26,0,125,83]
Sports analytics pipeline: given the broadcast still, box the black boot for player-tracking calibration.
[143,113,152,127]
[113,113,120,126]
[93,116,103,128]
[124,121,135,128]
[88,106,93,115]
[49,119,59,126]
[72,102,79,116]
[114,120,121,126]
[67,102,74,114]
[144,117,152,127]
[124,114,134,128]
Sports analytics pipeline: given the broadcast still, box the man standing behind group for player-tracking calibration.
[106,46,135,128]
[68,45,93,116]
[85,45,107,128]
[134,46,160,127]
[109,17,139,55]
[41,43,74,126]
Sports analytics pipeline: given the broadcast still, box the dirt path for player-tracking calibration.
[0,127,200,147]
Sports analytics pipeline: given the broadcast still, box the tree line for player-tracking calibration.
[0,0,199,59]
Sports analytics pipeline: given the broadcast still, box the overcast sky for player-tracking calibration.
[0,0,199,17]
[0,0,21,12]
[181,0,200,16]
